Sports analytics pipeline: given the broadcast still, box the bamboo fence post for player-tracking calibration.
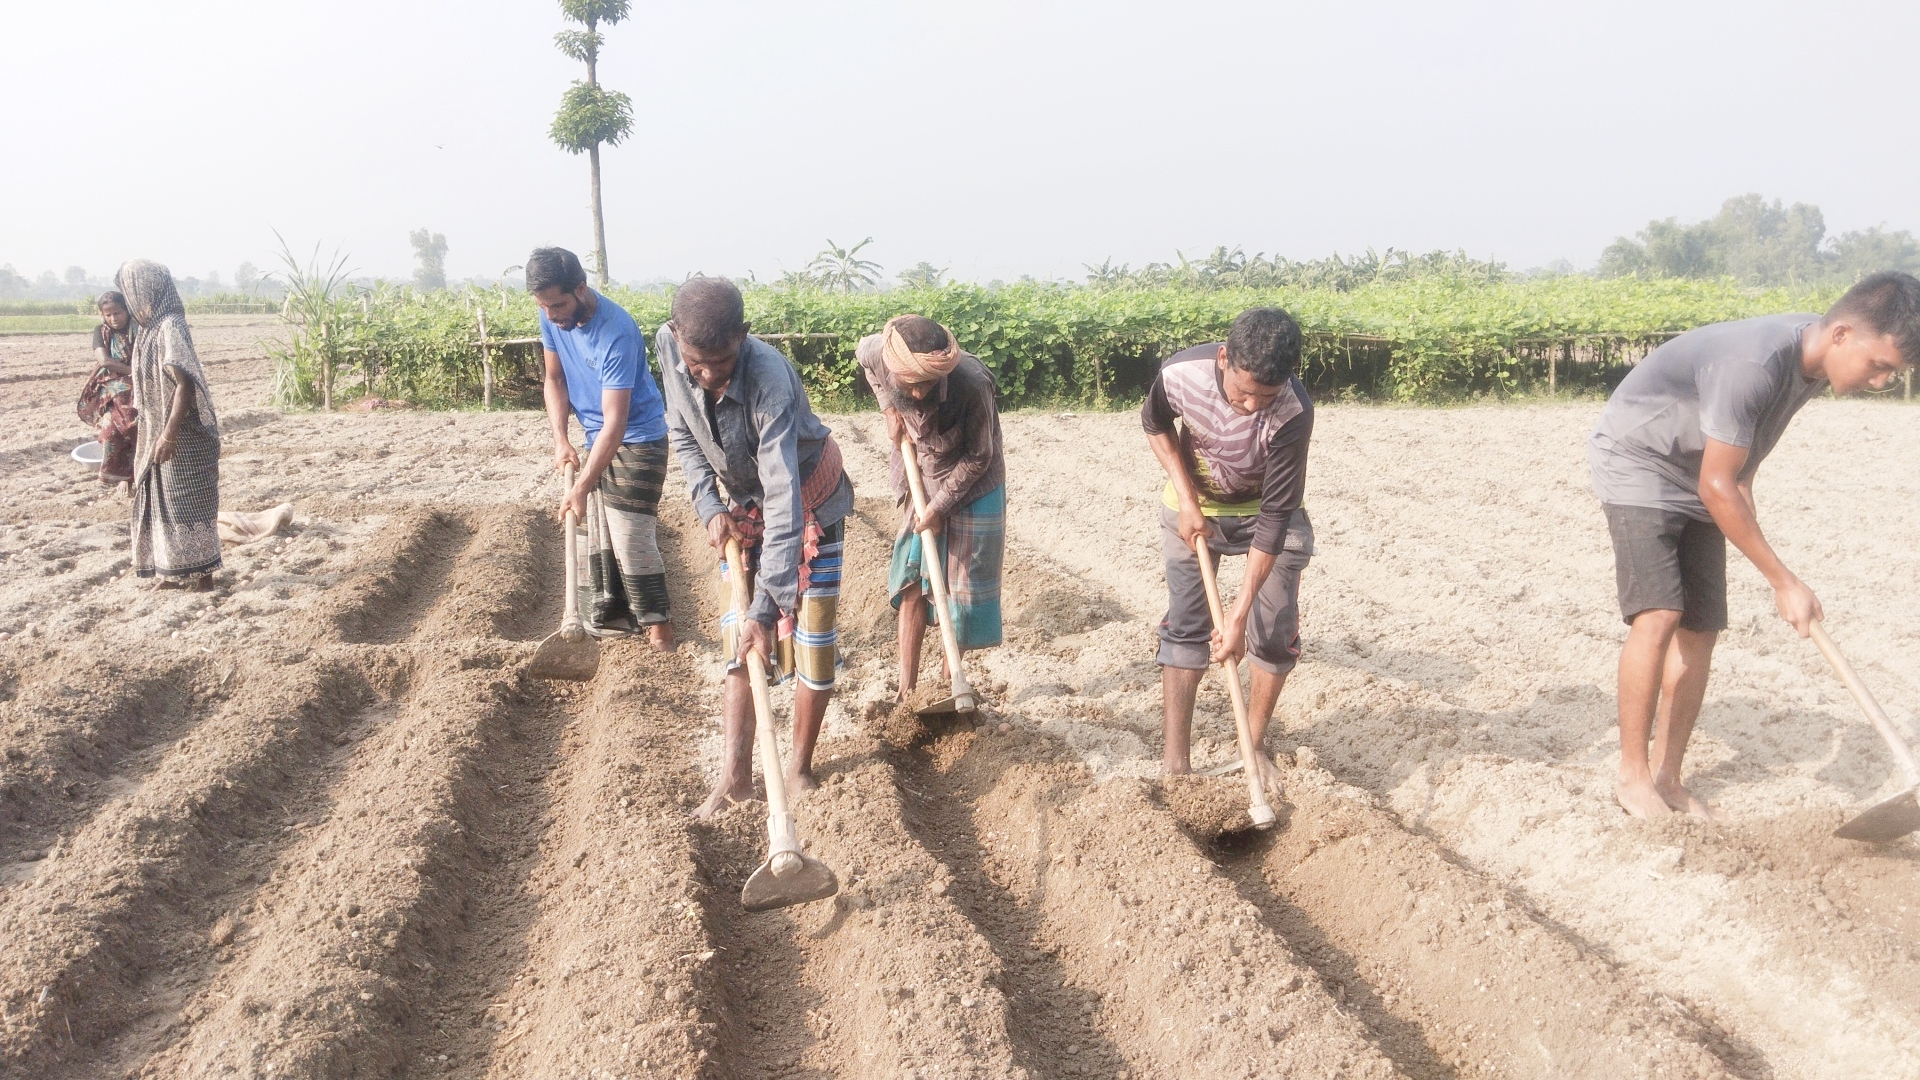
[476,306,494,411]
[320,321,333,411]
[1905,369,1912,401]
[1548,347,1557,395]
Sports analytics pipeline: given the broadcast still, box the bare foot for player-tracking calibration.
[187,574,215,593]
[691,780,750,822]
[1250,751,1286,798]
[1614,777,1673,820]
[786,769,819,797]
[1162,758,1193,777]
[646,622,675,653]
[1656,778,1718,820]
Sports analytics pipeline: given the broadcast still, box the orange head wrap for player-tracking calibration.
[881,315,963,384]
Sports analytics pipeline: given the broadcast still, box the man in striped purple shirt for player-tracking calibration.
[1142,308,1315,793]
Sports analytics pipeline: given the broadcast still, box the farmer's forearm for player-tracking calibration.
[1702,469,1791,586]
[578,393,630,489]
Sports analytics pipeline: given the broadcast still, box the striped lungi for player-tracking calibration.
[132,419,221,579]
[889,484,1005,650]
[582,439,670,635]
[721,518,843,690]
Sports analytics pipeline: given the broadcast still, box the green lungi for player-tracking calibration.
[889,484,1005,650]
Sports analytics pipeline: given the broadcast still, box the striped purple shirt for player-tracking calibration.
[1141,344,1314,555]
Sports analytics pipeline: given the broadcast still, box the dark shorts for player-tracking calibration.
[1158,507,1312,675]
[1603,504,1728,632]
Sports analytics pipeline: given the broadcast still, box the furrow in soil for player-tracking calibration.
[1219,759,1750,1080]
[0,654,388,1075]
[311,509,476,645]
[413,505,556,643]
[475,649,721,1080]
[897,725,1404,1080]
[0,651,209,863]
[132,654,551,1078]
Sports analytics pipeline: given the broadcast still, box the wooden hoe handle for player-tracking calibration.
[559,463,585,640]
[899,435,975,710]
[724,537,804,874]
[1195,535,1276,827]
[1810,621,1920,786]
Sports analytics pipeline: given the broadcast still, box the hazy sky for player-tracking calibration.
[4,0,1916,286]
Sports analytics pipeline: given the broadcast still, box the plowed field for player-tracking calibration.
[3,324,1917,1079]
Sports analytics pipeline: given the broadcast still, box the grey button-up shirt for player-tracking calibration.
[658,328,853,626]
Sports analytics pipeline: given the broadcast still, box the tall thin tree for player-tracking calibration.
[549,0,634,289]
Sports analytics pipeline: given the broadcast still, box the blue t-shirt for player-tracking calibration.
[538,292,668,444]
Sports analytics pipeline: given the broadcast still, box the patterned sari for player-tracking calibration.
[118,260,222,580]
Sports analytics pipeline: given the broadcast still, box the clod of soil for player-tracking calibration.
[1159,773,1256,841]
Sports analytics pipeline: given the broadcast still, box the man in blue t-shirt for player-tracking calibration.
[532,246,674,650]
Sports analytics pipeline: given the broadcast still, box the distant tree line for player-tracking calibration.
[1597,194,1920,287]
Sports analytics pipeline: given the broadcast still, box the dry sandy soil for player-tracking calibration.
[2,322,1917,1079]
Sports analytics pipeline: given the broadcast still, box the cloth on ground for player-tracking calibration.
[119,260,221,579]
[582,440,671,633]
[722,518,843,690]
[216,504,294,545]
[890,484,1006,650]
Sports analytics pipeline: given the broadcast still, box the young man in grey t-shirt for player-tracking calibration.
[1590,271,1919,820]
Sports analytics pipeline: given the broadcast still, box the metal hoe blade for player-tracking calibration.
[741,851,840,912]
[1835,786,1920,843]
[527,630,599,682]
[914,690,977,718]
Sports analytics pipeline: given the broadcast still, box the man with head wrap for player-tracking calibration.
[855,315,1006,704]
[116,260,222,589]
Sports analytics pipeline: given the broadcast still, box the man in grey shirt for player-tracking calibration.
[659,278,854,820]
[1589,271,1919,820]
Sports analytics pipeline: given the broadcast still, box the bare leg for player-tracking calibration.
[1244,665,1292,794]
[1161,665,1205,775]
[897,582,928,699]
[693,668,755,820]
[787,683,831,795]
[646,621,675,653]
[1616,608,1681,819]
[1652,627,1718,818]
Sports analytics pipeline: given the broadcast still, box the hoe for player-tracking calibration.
[528,464,600,682]
[725,538,840,911]
[1195,535,1276,831]
[1811,622,1920,842]
[899,435,986,718]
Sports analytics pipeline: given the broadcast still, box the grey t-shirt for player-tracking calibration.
[1589,313,1825,519]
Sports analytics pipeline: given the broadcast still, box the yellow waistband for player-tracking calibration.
[1162,481,1261,518]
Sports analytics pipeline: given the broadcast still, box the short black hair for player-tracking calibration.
[1224,307,1302,385]
[526,247,586,294]
[671,277,747,350]
[893,314,949,352]
[96,290,127,312]
[1827,271,1920,365]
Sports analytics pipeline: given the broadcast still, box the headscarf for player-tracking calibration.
[94,289,133,358]
[117,259,219,478]
[881,315,963,384]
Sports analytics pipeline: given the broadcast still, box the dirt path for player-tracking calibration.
[3,326,1917,1078]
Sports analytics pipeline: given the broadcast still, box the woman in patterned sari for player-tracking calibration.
[77,290,139,487]
[118,260,222,590]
